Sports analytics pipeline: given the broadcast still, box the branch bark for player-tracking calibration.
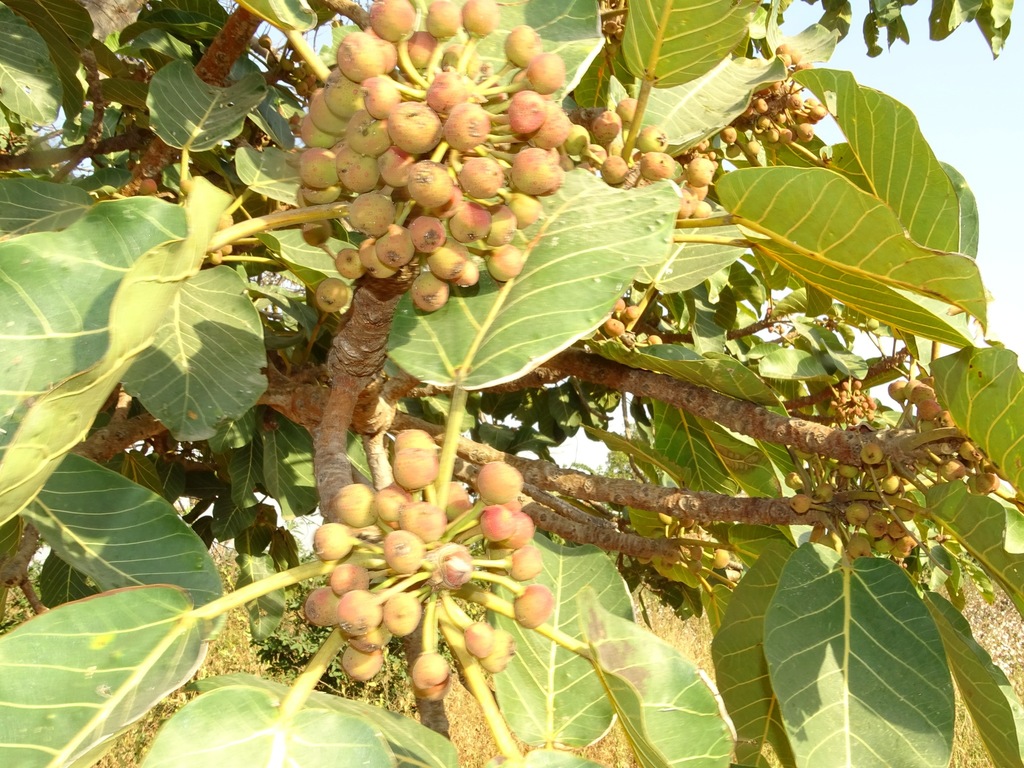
[319,0,370,27]
[0,129,152,172]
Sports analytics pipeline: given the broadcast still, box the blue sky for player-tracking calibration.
[785,2,1024,347]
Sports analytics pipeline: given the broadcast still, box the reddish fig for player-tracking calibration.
[382,591,423,636]
[336,589,383,636]
[329,483,377,528]
[514,584,555,628]
[383,529,426,574]
[313,523,355,561]
[330,563,371,595]
[342,646,384,681]
[304,587,341,627]
[477,462,524,504]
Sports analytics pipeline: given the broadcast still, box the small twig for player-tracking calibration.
[52,49,106,182]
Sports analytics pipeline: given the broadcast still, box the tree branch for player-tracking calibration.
[319,0,370,28]
[0,523,39,588]
[72,413,166,464]
[0,129,152,172]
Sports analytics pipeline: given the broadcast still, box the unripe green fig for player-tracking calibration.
[464,621,496,658]
[453,255,480,288]
[790,494,812,514]
[487,244,526,282]
[329,482,377,527]
[847,532,873,559]
[508,90,548,134]
[511,147,564,196]
[486,205,517,246]
[336,589,383,636]
[877,474,902,495]
[686,157,716,187]
[398,500,447,542]
[616,97,638,125]
[639,151,675,181]
[323,75,365,120]
[383,529,426,573]
[388,102,444,155]
[342,646,384,681]
[335,145,381,193]
[427,242,471,281]
[604,317,625,337]
[377,145,415,187]
[719,126,738,144]
[712,549,731,570]
[514,584,554,628]
[426,0,461,38]
[304,587,341,627]
[445,482,474,519]
[313,522,355,561]
[692,200,712,218]
[302,220,332,247]
[411,271,450,312]
[409,161,455,209]
[359,237,398,279]
[865,512,889,538]
[349,624,392,653]
[509,545,543,581]
[479,628,516,673]
[349,193,396,237]
[970,472,1001,495]
[300,147,339,189]
[477,462,524,504]
[376,484,412,523]
[507,193,542,228]
[382,591,423,636]
[369,0,416,42]
[563,123,590,156]
[449,201,492,243]
[860,442,884,465]
[459,156,505,199]
[408,216,447,253]
[299,114,336,149]
[505,25,543,68]
[337,31,390,83]
[308,90,350,135]
[461,0,500,37]
[314,278,351,313]
[636,126,669,154]
[345,110,391,157]
[525,52,565,94]
[844,501,872,526]
[330,562,371,595]
[601,155,629,186]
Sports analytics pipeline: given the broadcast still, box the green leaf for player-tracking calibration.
[122,266,267,441]
[147,59,267,151]
[99,77,151,110]
[474,0,603,95]
[924,592,1024,767]
[235,145,300,205]
[235,551,285,641]
[4,0,92,119]
[260,413,318,518]
[26,453,223,607]
[389,171,677,389]
[0,179,230,526]
[209,407,257,452]
[494,536,633,747]
[229,438,264,510]
[590,341,782,406]
[925,481,1024,617]
[211,496,259,542]
[717,167,985,343]
[579,587,734,768]
[941,162,979,258]
[0,3,61,124]
[933,347,1024,491]
[194,673,460,768]
[758,348,832,381]
[712,542,795,768]
[641,226,748,294]
[764,543,954,768]
[796,69,960,253]
[259,228,344,286]
[38,550,98,607]
[0,178,93,236]
[622,0,759,88]
[134,0,227,40]
[235,0,316,31]
[0,586,205,768]
[0,196,187,425]
[142,684,394,767]
[645,57,787,149]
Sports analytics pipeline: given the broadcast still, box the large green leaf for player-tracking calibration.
[941,162,979,258]
[712,542,795,768]
[653,402,779,497]
[5,0,92,119]
[235,145,300,206]
[717,167,985,343]
[932,347,1024,491]
[38,549,97,607]
[235,0,315,30]
[473,0,603,95]
[621,0,759,88]
[388,171,677,389]
[579,588,734,768]
[0,180,230,526]
[641,228,748,294]
[259,228,345,286]
[0,178,93,236]
[645,57,787,149]
[0,196,186,425]
[26,453,223,607]
[763,543,954,768]
[0,586,205,768]
[142,684,394,767]
[261,413,318,518]
[147,59,267,152]
[925,592,1024,767]
[122,266,267,441]
[925,482,1024,617]
[796,69,960,253]
[0,3,61,124]
[591,341,782,406]
[194,673,461,768]
[494,536,632,747]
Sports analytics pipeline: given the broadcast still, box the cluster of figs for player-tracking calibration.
[303,429,552,697]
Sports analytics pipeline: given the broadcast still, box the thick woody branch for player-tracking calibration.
[550,347,919,466]
[0,523,39,588]
[72,413,166,464]
[0,129,152,172]
[320,0,370,27]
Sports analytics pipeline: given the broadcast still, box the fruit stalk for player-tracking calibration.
[278,628,346,720]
